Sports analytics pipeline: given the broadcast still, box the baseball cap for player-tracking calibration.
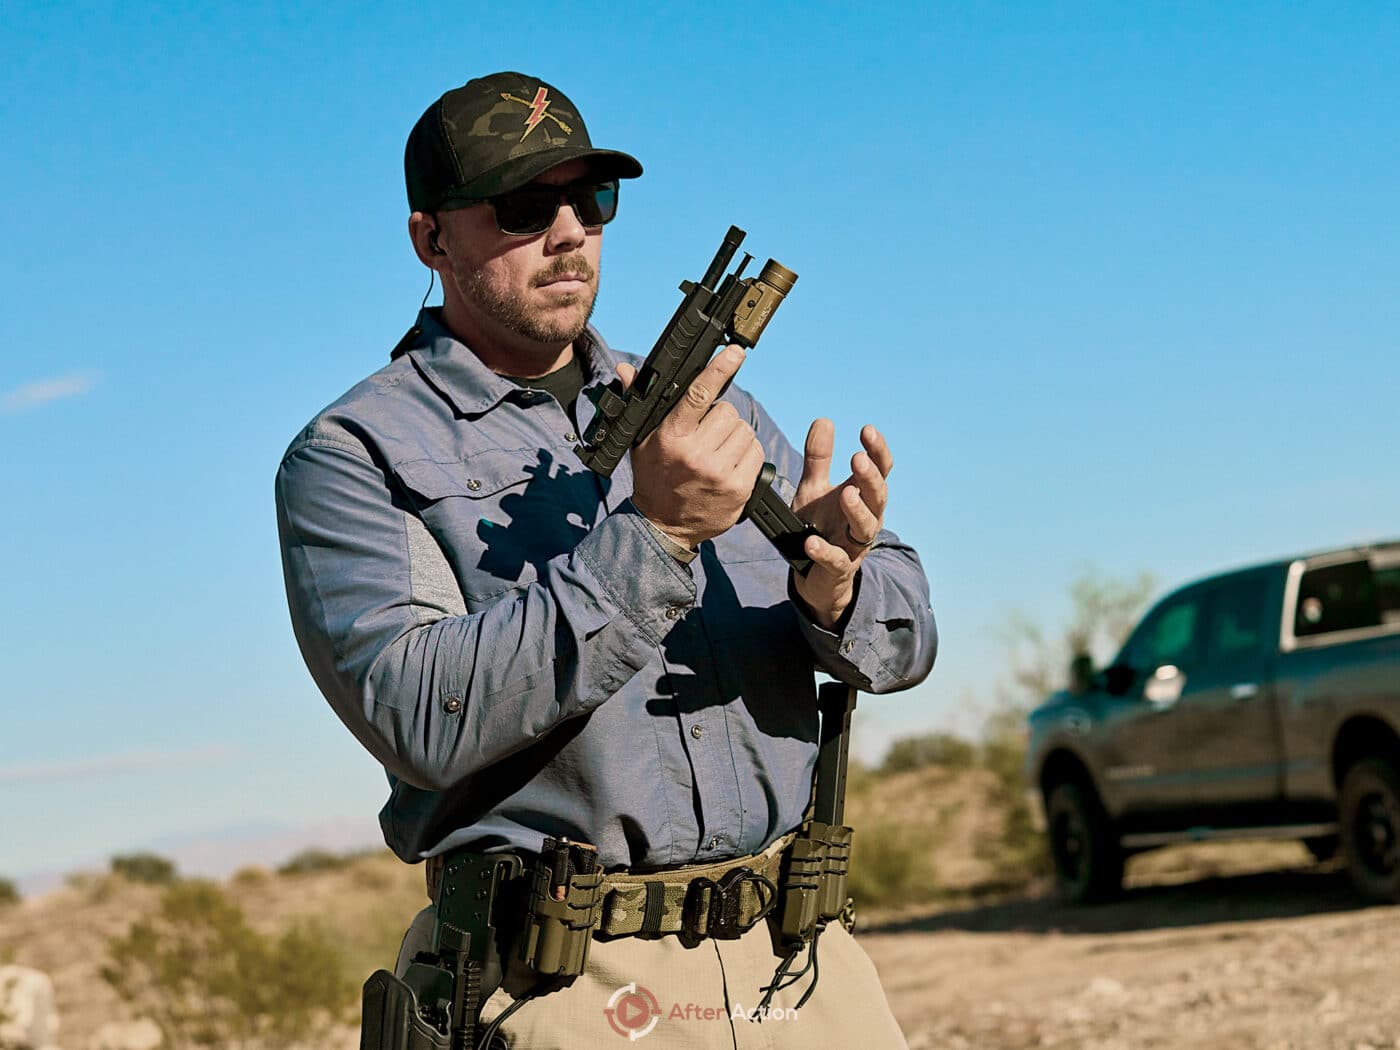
[404,72,643,213]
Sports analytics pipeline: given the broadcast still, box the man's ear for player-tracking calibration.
[408,211,448,270]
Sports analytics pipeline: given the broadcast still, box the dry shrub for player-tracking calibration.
[111,852,179,885]
[102,879,354,1049]
[64,870,120,904]
[845,819,942,909]
[276,847,378,876]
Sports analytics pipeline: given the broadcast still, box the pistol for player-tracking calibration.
[579,226,819,574]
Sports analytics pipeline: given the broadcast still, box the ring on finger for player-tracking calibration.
[845,523,877,550]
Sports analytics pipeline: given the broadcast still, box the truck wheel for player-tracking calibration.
[1046,781,1123,904]
[1339,758,1400,902]
[1302,835,1339,863]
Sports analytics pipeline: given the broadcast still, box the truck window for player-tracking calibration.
[1123,593,1203,671]
[1295,560,1380,638]
[1205,575,1271,662]
[1376,566,1400,625]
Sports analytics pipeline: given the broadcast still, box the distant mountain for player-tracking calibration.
[17,815,386,897]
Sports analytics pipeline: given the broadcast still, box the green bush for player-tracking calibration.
[102,880,354,1049]
[0,877,19,908]
[277,847,373,876]
[111,851,178,885]
[845,820,942,909]
[879,730,978,775]
[975,704,1050,882]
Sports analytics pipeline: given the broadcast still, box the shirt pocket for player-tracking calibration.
[395,449,597,606]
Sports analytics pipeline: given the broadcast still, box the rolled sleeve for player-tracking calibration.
[791,537,938,693]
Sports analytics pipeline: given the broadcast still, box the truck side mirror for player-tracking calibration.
[1102,663,1137,696]
[1068,653,1095,694]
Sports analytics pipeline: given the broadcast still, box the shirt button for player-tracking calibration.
[690,724,704,740]
[443,696,462,713]
[466,479,482,492]
[707,837,720,851]
[665,605,684,620]
[564,431,578,443]
[840,640,856,654]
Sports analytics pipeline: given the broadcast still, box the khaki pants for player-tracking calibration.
[395,904,908,1049]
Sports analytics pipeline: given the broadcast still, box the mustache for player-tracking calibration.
[533,254,597,286]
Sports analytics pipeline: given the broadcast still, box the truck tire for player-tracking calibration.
[1046,781,1123,904]
[1339,757,1400,902]
[1302,835,1339,863]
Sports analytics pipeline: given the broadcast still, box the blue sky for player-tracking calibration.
[2,2,1397,881]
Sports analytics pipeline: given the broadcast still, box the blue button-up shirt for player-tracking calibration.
[275,310,936,869]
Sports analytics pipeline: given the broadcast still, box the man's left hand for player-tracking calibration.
[790,420,893,630]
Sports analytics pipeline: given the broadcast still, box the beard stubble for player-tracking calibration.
[454,252,599,347]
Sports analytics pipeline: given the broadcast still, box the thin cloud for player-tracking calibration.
[0,745,240,785]
[2,371,101,413]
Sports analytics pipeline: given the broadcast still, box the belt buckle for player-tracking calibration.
[681,865,777,941]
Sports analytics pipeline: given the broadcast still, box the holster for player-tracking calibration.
[360,840,604,1050]
[360,969,451,1050]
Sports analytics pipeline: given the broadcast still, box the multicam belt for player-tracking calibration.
[426,832,794,942]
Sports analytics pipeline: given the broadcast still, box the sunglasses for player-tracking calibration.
[446,179,620,237]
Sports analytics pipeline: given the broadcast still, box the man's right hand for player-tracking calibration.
[620,345,765,552]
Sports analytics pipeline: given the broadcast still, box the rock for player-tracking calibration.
[1084,976,1125,999]
[0,965,60,1050]
[88,1018,162,1050]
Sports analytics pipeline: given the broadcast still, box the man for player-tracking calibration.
[276,71,936,1049]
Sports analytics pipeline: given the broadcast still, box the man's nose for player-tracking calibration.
[544,196,588,252]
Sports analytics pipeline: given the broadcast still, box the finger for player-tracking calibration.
[850,450,888,517]
[715,417,759,469]
[669,345,746,431]
[860,425,893,478]
[803,533,852,577]
[796,418,834,501]
[734,435,765,484]
[694,399,743,450]
[616,362,637,391]
[841,484,881,548]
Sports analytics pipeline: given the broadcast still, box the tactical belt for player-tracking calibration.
[426,831,793,942]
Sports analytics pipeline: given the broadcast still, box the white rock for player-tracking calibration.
[88,1018,163,1050]
[0,965,60,1050]
[1085,976,1125,999]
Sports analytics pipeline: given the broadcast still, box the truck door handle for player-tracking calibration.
[1230,682,1260,700]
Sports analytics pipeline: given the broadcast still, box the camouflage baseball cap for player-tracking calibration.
[404,72,643,213]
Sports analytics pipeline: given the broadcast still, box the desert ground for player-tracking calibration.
[5,839,1397,1050]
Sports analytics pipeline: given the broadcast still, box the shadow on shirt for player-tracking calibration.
[475,450,606,582]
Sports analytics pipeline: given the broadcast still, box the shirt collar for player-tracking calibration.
[405,308,619,418]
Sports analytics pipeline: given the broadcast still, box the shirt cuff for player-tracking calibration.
[638,515,699,565]
[573,500,698,646]
[790,571,877,671]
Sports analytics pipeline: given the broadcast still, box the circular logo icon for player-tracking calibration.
[604,982,662,1041]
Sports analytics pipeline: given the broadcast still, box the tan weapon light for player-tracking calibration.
[730,259,799,347]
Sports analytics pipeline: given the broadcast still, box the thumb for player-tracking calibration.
[796,418,835,501]
[615,362,637,391]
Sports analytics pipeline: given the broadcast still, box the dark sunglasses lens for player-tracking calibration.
[492,189,558,235]
[572,182,618,226]
[491,180,621,234]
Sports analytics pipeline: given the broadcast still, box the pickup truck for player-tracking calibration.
[1025,540,1400,903]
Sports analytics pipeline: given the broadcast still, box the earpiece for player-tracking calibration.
[429,228,445,255]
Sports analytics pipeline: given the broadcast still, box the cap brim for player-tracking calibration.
[439,147,643,206]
